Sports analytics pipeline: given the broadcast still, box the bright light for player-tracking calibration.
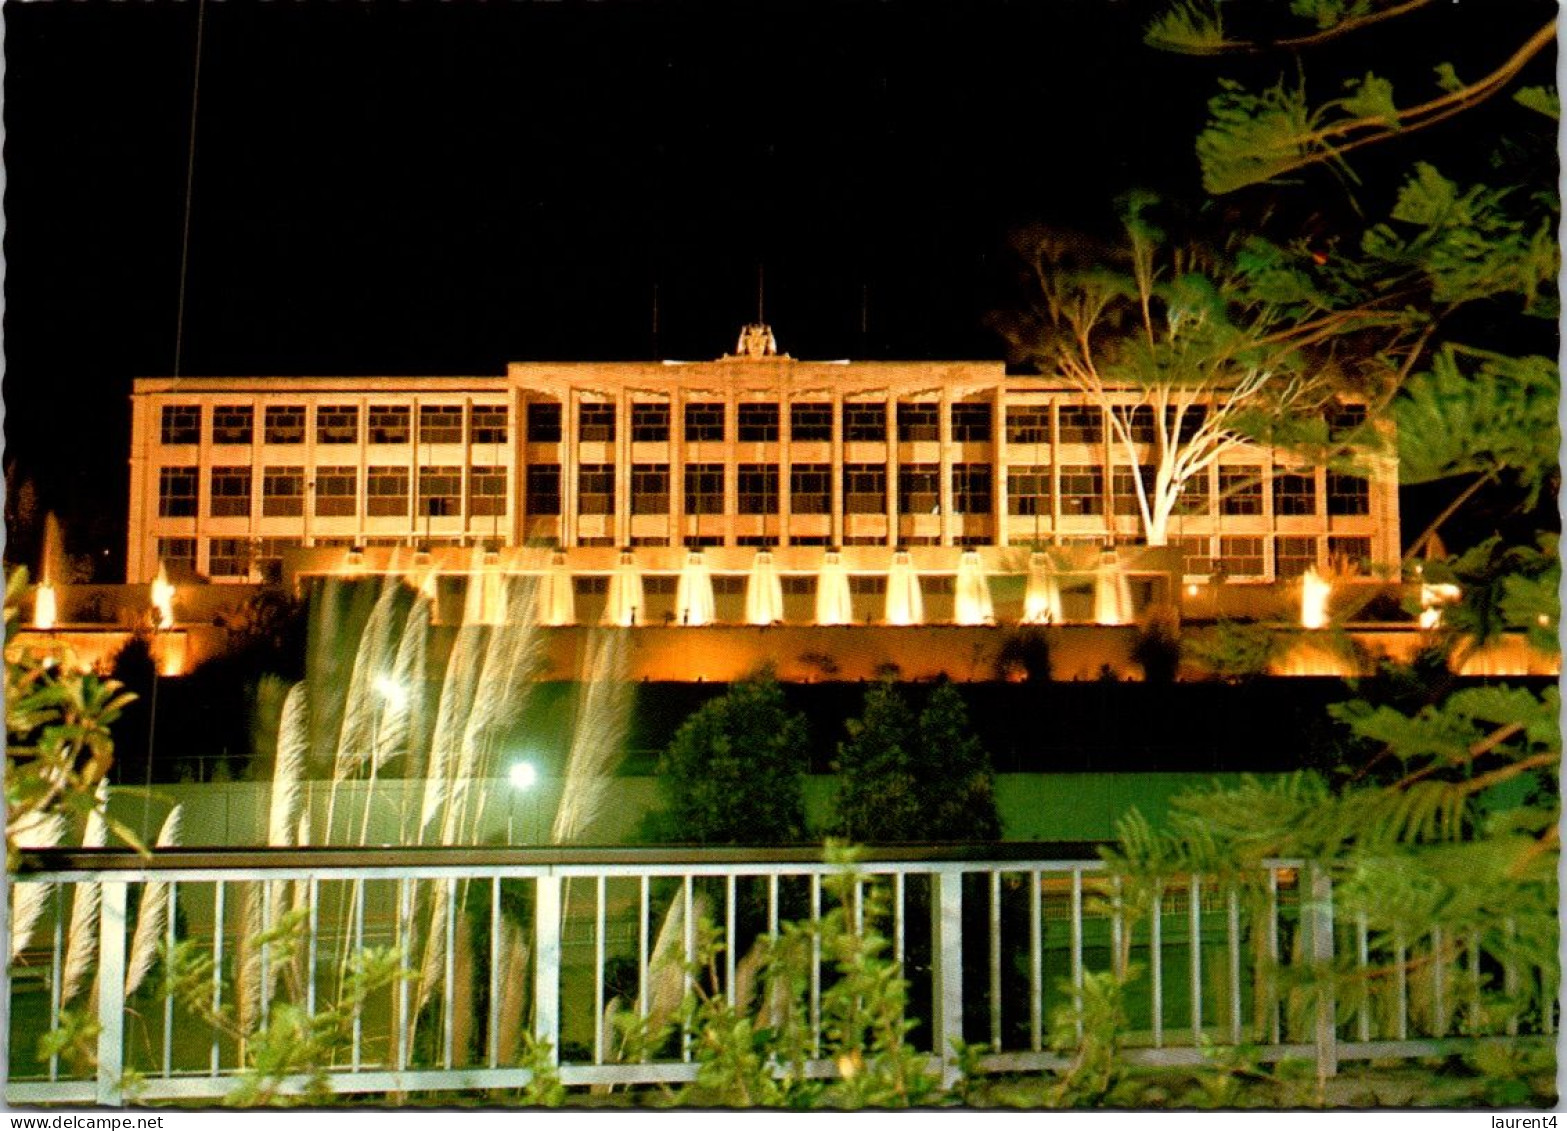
[373,675,408,709]
[1300,568,1331,630]
[33,582,57,630]
[509,761,538,790]
[151,564,175,630]
[1185,583,1199,597]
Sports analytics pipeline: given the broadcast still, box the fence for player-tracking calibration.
[6,846,1551,1106]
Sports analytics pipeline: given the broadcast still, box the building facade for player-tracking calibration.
[126,326,1398,604]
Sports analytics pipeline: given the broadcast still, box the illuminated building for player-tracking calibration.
[125,325,1399,627]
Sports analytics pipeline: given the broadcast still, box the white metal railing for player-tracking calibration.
[5,847,1551,1106]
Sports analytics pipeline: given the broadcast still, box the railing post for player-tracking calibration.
[1307,864,1337,1080]
[930,868,963,1089]
[96,882,128,1107]
[533,872,562,1068]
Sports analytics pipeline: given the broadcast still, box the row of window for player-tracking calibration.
[154,532,1374,583]
[159,403,509,447]
[156,461,1373,521]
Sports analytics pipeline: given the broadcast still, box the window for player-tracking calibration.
[952,464,992,514]
[1275,536,1318,579]
[367,467,410,516]
[1058,405,1102,444]
[1059,465,1103,515]
[262,467,305,517]
[525,465,562,515]
[208,538,251,578]
[1006,405,1050,444]
[158,467,199,517]
[160,405,200,445]
[1328,535,1372,571]
[315,467,358,516]
[630,537,670,547]
[848,576,886,596]
[264,406,306,444]
[737,534,779,547]
[843,464,886,513]
[420,405,464,444]
[781,576,816,596]
[952,403,992,442]
[789,464,831,514]
[577,465,615,515]
[738,465,779,514]
[212,406,253,445]
[419,467,462,516]
[684,463,724,515]
[207,467,251,517]
[1173,536,1214,576]
[255,537,300,584]
[1008,465,1050,515]
[470,467,507,516]
[898,464,940,513]
[527,402,562,443]
[574,576,609,596]
[369,405,411,444]
[790,402,833,441]
[1117,405,1156,443]
[738,404,779,442]
[157,537,196,575]
[316,405,359,444]
[1219,536,1265,577]
[631,403,670,442]
[643,576,678,595]
[1327,403,1368,438]
[1273,470,1317,516]
[472,405,508,445]
[1111,466,1154,516]
[924,575,956,596]
[631,464,670,515]
[579,403,616,443]
[687,534,724,548]
[1327,472,1371,516]
[1174,471,1210,515]
[791,535,831,546]
[1218,466,1264,515]
[684,403,724,442]
[843,403,887,442]
[1165,405,1207,444]
[712,576,746,597]
[897,403,939,442]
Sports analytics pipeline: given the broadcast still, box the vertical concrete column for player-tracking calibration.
[994,386,1009,548]
[884,391,899,547]
[671,390,686,546]
[830,389,845,547]
[533,873,562,1068]
[938,385,955,546]
[127,393,151,582]
[460,395,474,542]
[777,386,793,548]
[409,397,423,544]
[355,396,369,545]
[724,390,739,547]
[563,388,580,549]
[247,398,262,566]
[615,387,633,548]
[511,389,528,546]
[195,400,213,573]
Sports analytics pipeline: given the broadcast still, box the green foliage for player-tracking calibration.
[1181,619,1277,681]
[6,566,141,866]
[834,680,1000,843]
[1415,534,1560,648]
[651,667,808,844]
[160,911,408,1106]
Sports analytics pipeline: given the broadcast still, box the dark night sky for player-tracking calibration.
[3,0,1555,573]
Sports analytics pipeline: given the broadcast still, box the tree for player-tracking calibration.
[835,680,1000,843]
[652,667,808,845]
[996,204,1400,547]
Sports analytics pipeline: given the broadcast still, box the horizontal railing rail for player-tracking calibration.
[5,848,1551,1107]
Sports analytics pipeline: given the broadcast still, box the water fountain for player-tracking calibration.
[744,550,784,626]
[1022,551,1063,625]
[32,513,63,630]
[815,550,853,626]
[1300,567,1332,630]
[150,562,176,630]
[603,550,644,627]
[953,549,993,626]
[675,550,715,626]
[1092,548,1133,626]
[538,551,576,626]
[884,550,923,626]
